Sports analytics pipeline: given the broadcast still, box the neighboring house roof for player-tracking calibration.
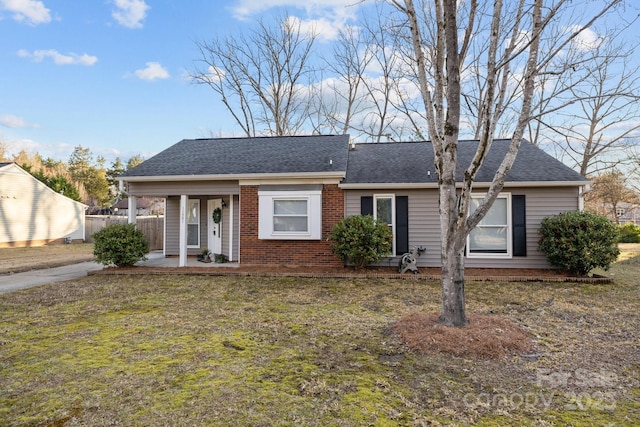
[342,139,588,186]
[112,197,155,209]
[120,135,350,180]
[0,163,87,207]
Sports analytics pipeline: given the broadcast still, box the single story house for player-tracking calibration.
[118,135,588,268]
[0,162,86,247]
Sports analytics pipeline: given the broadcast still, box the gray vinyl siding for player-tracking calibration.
[345,189,441,268]
[345,186,582,269]
[128,180,240,197]
[165,197,180,255]
[219,195,239,261]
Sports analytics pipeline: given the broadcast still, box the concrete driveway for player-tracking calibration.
[0,252,165,294]
[0,261,104,294]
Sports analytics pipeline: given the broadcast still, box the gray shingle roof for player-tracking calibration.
[121,134,350,177]
[342,139,588,184]
[121,136,586,185]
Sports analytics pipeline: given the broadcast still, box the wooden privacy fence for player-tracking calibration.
[85,215,164,250]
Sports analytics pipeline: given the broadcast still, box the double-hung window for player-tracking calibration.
[273,199,308,232]
[361,194,409,256]
[258,188,322,239]
[467,194,512,258]
[374,194,396,256]
[187,199,200,247]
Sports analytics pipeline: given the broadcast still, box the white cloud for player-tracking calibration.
[112,0,149,29]
[569,26,603,51]
[204,65,225,84]
[1,137,76,161]
[231,0,358,19]
[0,0,50,25]
[286,15,339,42]
[17,49,98,66]
[231,0,362,42]
[133,62,169,81]
[0,114,40,129]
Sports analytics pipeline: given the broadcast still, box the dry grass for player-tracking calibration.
[0,243,94,274]
[0,245,638,425]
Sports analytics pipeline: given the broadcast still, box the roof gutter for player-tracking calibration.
[339,180,590,189]
[119,171,346,183]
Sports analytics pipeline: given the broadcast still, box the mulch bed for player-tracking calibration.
[393,312,534,359]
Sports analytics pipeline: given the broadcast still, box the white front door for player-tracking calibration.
[207,199,223,255]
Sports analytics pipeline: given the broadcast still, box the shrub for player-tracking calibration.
[618,222,640,243]
[329,215,393,269]
[538,211,619,276]
[93,223,149,267]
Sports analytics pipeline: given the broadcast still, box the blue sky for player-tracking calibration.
[1,0,639,169]
[0,0,363,164]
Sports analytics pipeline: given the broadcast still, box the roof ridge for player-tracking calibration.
[189,134,348,142]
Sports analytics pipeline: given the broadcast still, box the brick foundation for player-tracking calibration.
[239,184,344,267]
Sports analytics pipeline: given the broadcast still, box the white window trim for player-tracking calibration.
[374,194,396,257]
[466,193,512,259]
[187,199,200,248]
[258,190,322,240]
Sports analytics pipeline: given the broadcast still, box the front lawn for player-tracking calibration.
[0,243,95,274]
[1,250,638,425]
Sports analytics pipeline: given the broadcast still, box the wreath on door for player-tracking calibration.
[212,207,222,224]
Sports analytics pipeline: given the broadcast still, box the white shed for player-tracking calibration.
[0,162,87,247]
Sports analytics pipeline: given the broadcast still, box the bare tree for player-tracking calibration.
[0,140,7,162]
[356,9,404,143]
[541,39,640,176]
[310,26,372,136]
[585,170,639,224]
[191,15,317,137]
[393,0,623,326]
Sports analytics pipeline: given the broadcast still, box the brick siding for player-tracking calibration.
[239,184,345,267]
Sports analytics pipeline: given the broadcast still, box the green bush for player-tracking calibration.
[538,211,619,276]
[618,222,640,243]
[93,223,149,267]
[329,215,393,269]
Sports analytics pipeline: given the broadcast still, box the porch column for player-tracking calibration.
[228,194,234,261]
[128,196,137,225]
[179,194,188,267]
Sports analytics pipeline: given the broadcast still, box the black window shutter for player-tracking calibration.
[396,196,409,254]
[512,195,526,256]
[361,196,373,216]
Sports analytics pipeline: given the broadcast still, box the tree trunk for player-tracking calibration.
[439,245,467,327]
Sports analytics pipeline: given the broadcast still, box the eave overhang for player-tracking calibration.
[338,180,590,190]
[119,171,346,183]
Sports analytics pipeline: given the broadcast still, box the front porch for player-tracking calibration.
[125,192,239,268]
[138,250,240,269]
